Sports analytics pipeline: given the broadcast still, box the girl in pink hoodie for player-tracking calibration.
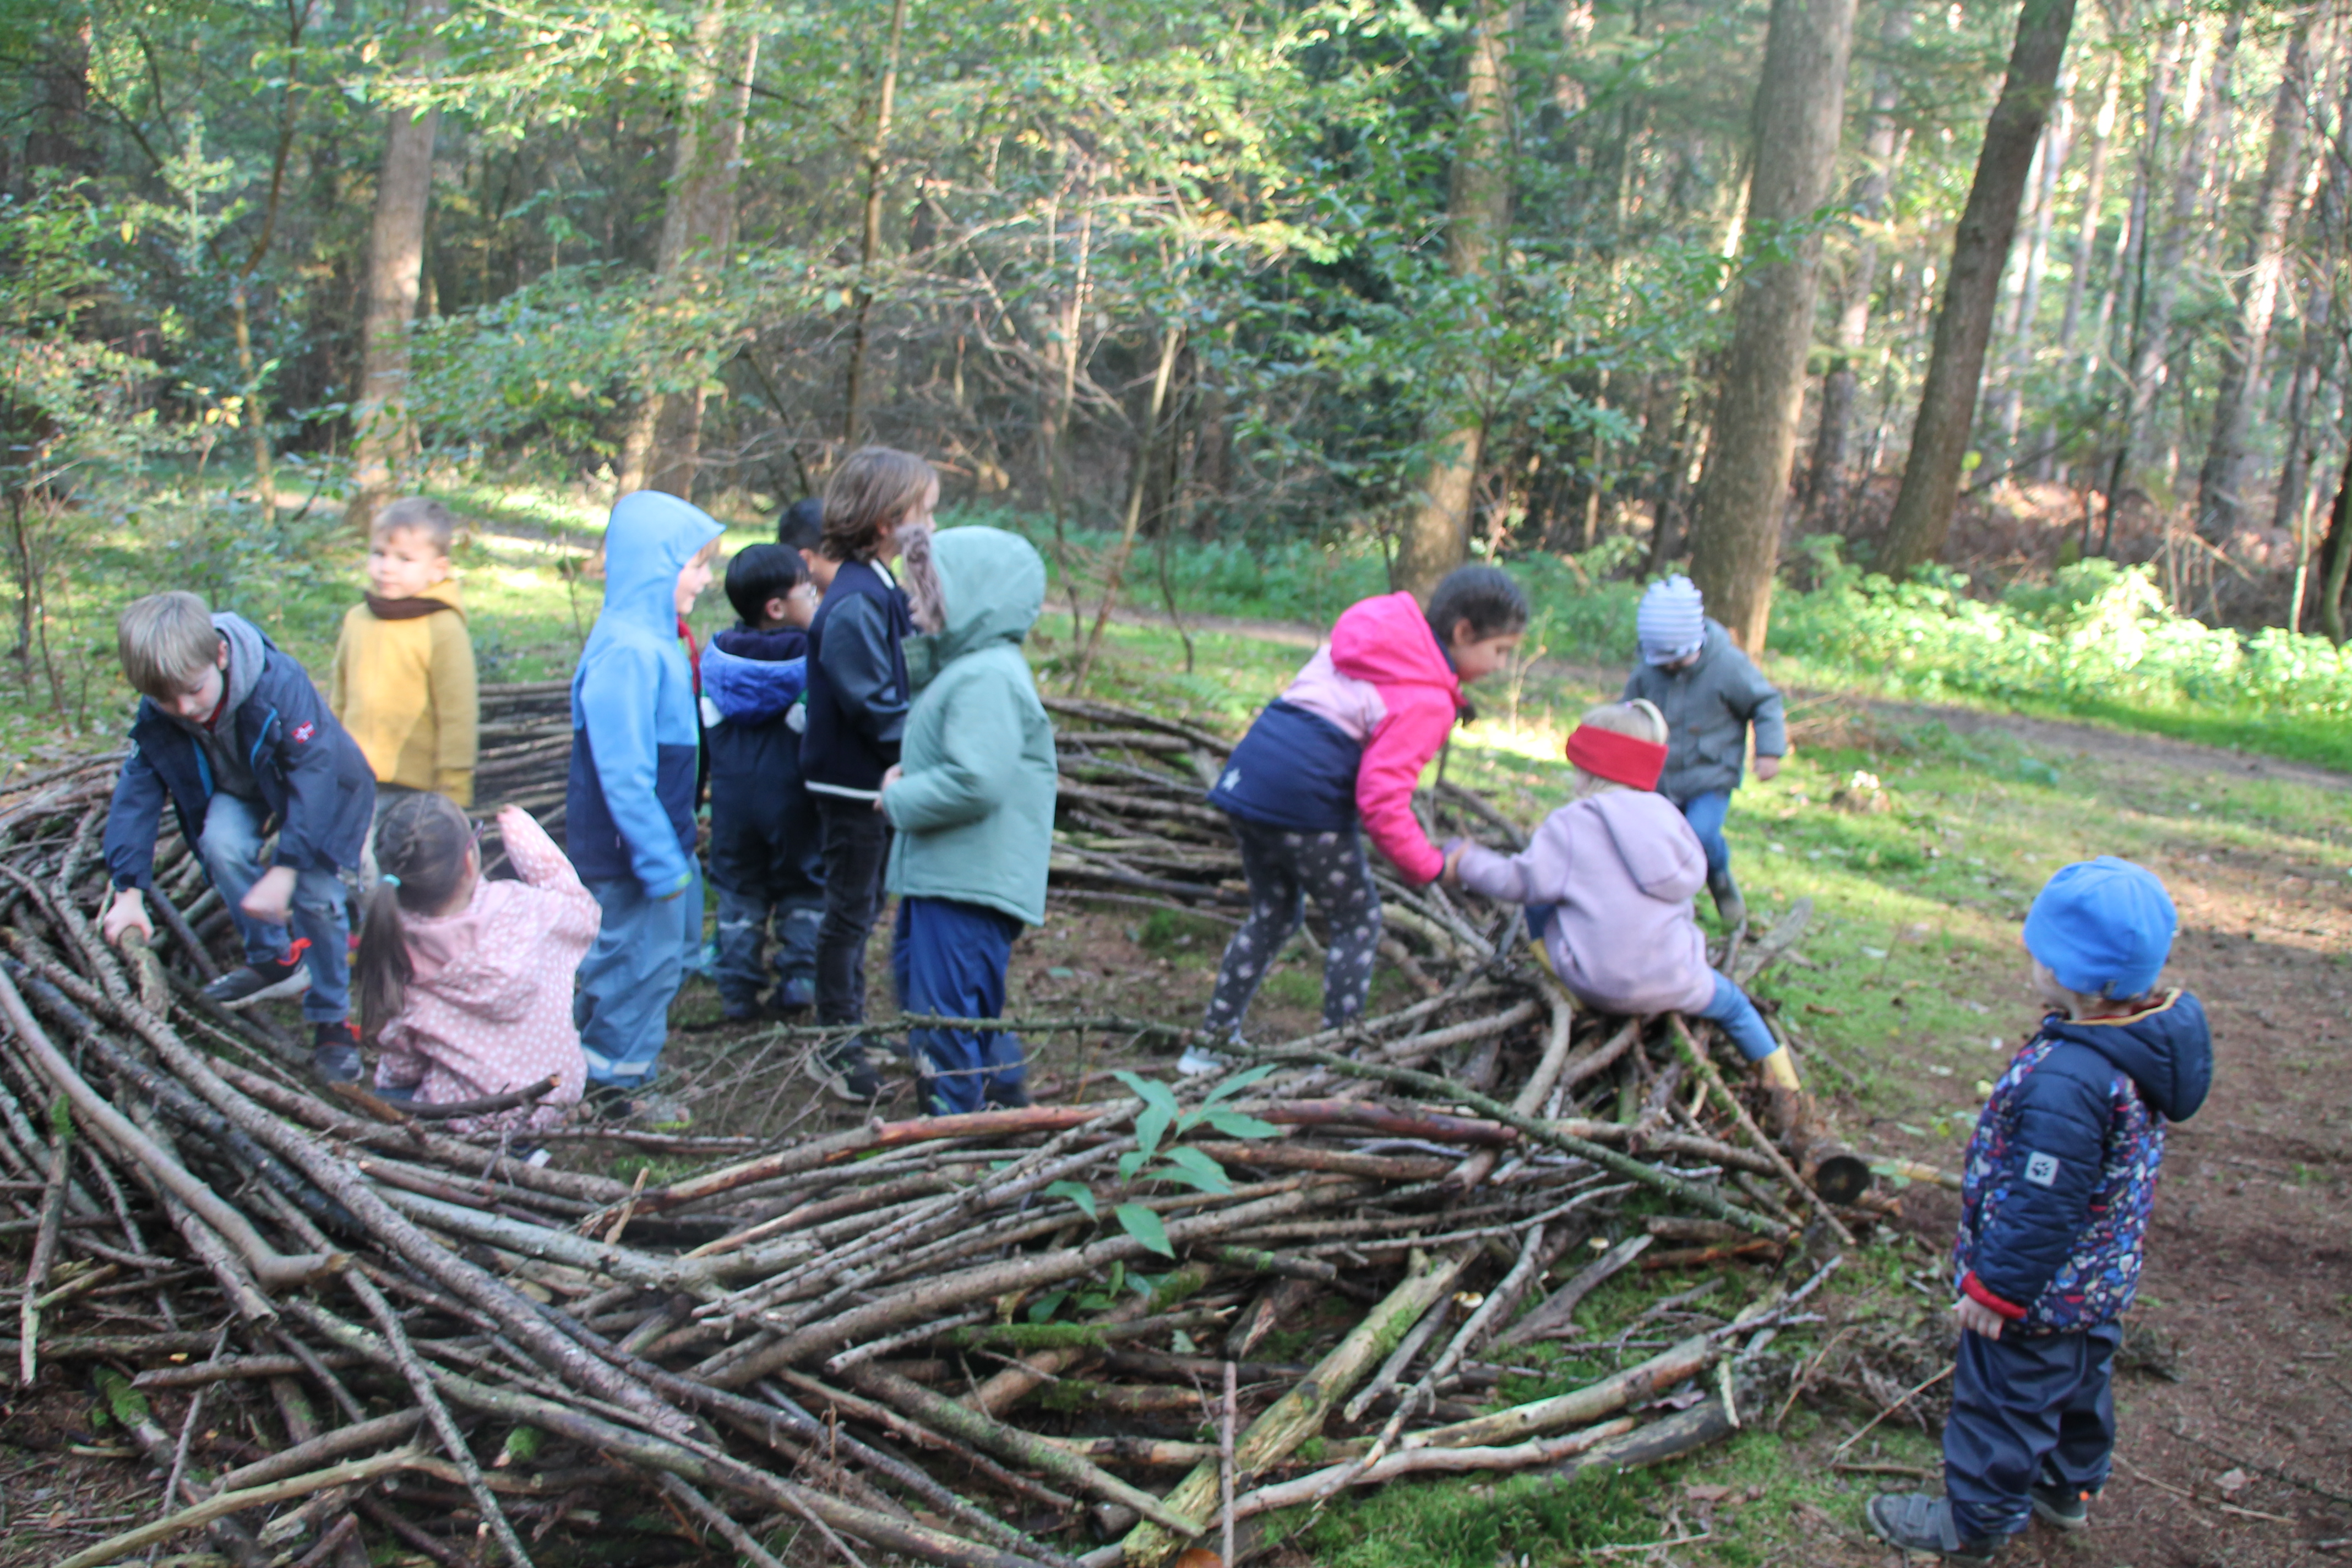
[356,796,600,1137]
[1191,567,1526,1072]
[1442,701,1790,1077]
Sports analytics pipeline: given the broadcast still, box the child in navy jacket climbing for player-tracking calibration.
[1191,566,1526,1075]
[701,543,823,1021]
[800,446,935,1101]
[99,592,377,1081]
[566,491,723,1108]
[1868,856,2212,1564]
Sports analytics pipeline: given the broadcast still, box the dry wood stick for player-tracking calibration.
[16,1097,67,1385]
[1116,1248,1464,1568]
[1496,1234,1653,1348]
[1219,1360,1238,1567]
[1238,1417,1638,1516]
[50,1446,428,1568]
[1667,1015,1855,1246]
[1238,1042,1788,1239]
[0,970,344,1289]
[1406,1334,1718,1450]
[654,1471,807,1568]
[214,1409,429,1493]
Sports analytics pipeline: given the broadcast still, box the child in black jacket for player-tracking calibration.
[799,446,935,1101]
[100,592,377,1080]
[701,545,824,1020]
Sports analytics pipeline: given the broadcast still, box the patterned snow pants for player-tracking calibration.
[1202,818,1382,1038]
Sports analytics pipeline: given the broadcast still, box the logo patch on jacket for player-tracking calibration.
[2024,1151,2060,1187]
[292,721,315,743]
[1219,767,1241,793]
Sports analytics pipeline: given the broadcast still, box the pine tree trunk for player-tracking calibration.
[1393,0,1518,603]
[1686,0,1857,649]
[2315,439,2352,645]
[2056,64,2118,359]
[1803,2,1909,527]
[345,0,444,532]
[841,0,910,445]
[2194,13,2311,543]
[1877,0,2078,579]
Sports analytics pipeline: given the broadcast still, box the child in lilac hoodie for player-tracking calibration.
[1444,700,1790,1079]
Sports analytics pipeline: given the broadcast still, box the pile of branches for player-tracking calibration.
[0,703,1890,1568]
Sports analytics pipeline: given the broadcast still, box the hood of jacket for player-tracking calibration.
[701,627,809,725]
[924,526,1043,668]
[1588,788,1708,902]
[2045,990,2212,1122]
[1330,591,1460,703]
[600,492,723,644]
[176,612,268,729]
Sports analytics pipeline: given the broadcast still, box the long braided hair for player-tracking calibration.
[354,791,476,1041]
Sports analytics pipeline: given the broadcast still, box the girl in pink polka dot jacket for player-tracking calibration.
[356,795,600,1137]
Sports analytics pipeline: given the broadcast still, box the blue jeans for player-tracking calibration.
[1697,970,1780,1062]
[1675,790,1732,883]
[198,793,350,1024]
[575,877,685,1087]
[1945,1322,2121,1541]
[892,896,1026,1115]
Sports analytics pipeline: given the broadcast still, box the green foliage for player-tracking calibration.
[1273,1466,1659,1568]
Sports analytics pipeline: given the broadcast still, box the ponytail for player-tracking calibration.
[353,791,476,1042]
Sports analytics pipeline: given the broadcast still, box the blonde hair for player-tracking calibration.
[117,592,221,699]
[822,447,936,562]
[371,496,458,554]
[1571,699,1666,799]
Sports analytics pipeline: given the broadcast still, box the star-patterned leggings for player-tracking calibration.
[1202,819,1382,1038]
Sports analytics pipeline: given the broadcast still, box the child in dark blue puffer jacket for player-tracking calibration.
[1869,856,2212,1564]
[701,545,824,1021]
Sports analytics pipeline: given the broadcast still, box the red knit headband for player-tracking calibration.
[1566,725,1667,791]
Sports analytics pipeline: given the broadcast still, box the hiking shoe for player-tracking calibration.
[311,1020,363,1084]
[1708,870,1747,929]
[204,941,313,1010]
[1176,1043,1230,1077]
[984,1078,1032,1110]
[2028,1481,2091,1531]
[1865,1494,2000,1564]
[720,995,765,1023]
[808,1044,883,1103]
[769,977,816,1015]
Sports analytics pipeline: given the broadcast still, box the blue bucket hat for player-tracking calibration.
[2022,856,2178,999]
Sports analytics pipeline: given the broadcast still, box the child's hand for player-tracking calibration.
[1953,1294,2006,1341]
[102,888,154,948]
[240,865,299,925]
[1441,841,1469,886]
[875,764,903,810]
[1754,755,1783,782]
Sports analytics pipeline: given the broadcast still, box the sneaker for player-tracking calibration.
[1176,1043,1230,1077]
[807,1044,883,1103]
[1864,1494,2000,1564]
[2028,1481,2090,1531]
[310,1021,363,1084]
[1708,870,1747,929]
[203,941,313,1011]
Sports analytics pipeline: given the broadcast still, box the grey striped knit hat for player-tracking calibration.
[1637,575,1707,665]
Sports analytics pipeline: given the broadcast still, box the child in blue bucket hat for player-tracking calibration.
[1868,856,2212,1562]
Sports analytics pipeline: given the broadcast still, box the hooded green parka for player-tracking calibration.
[881,527,1057,925]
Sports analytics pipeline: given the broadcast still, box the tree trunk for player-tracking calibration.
[1686,0,1858,649]
[841,0,910,444]
[345,0,445,532]
[1996,80,2068,461]
[2315,438,2352,646]
[643,7,758,500]
[1805,2,1910,528]
[2056,63,2118,360]
[1392,0,1518,603]
[2193,12,2311,544]
[2104,12,2237,548]
[1876,0,2077,579]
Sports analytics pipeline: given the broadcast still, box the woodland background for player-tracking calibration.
[6,0,2352,763]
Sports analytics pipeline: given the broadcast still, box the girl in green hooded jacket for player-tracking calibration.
[878,525,1057,1114]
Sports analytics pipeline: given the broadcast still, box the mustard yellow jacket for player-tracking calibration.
[327,578,478,806]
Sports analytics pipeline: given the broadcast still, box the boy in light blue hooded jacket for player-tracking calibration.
[565,491,724,1107]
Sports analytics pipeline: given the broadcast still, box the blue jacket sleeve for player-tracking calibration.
[581,643,693,899]
[104,744,170,891]
[1967,1057,2111,1315]
[264,666,354,872]
[818,595,908,764]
